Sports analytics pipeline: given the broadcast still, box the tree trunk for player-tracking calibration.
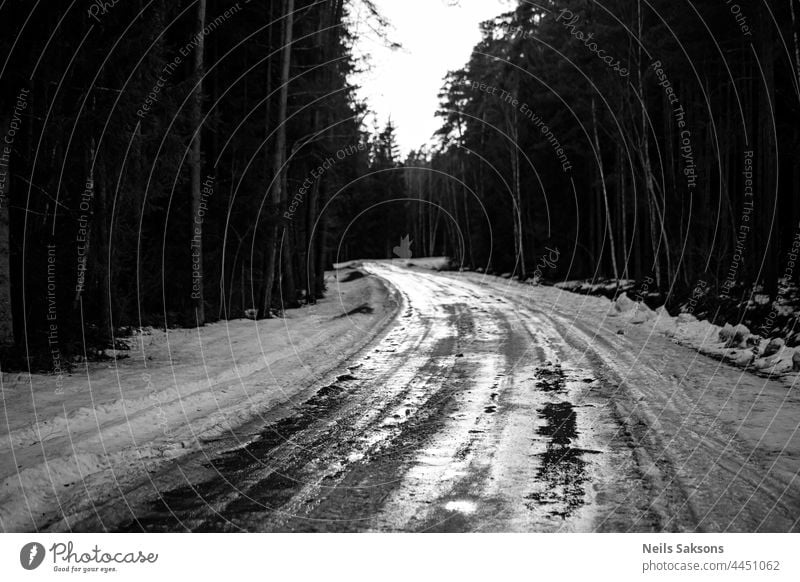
[790,0,800,86]
[314,188,328,299]
[306,178,320,303]
[280,227,298,308]
[190,0,207,325]
[592,97,620,287]
[505,103,525,278]
[618,143,629,280]
[0,114,11,346]
[95,156,111,341]
[261,0,294,317]
[758,9,778,295]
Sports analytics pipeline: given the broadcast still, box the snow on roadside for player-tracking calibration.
[0,270,400,532]
[334,256,452,271]
[555,278,637,297]
[602,291,800,379]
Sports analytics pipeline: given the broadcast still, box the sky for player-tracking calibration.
[350,0,510,156]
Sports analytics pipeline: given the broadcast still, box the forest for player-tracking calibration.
[1,0,799,368]
[407,0,800,336]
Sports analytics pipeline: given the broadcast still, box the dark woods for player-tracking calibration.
[408,0,800,327]
[422,0,800,298]
[1,0,799,369]
[0,0,403,367]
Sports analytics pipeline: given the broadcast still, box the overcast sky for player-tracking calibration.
[350,0,509,156]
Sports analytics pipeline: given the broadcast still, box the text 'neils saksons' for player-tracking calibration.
[643,543,724,554]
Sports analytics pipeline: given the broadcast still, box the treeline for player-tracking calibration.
[0,0,401,367]
[405,0,800,316]
[3,0,800,368]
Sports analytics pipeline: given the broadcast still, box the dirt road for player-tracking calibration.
[88,263,799,532]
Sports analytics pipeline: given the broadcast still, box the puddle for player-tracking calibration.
[534,363,566,392]
[445,500,478,514]
[526,401,588,518]
[537,402,577,445]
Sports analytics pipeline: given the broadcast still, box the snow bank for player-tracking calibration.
[555,279,637,297]
[0,271,400,531]
[611,294,800,379]
[609,293,656,324]
[334,256,452,272]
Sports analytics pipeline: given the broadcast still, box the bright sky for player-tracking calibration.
[351,0,510,156]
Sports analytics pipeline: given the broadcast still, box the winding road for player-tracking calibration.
[106,262,800,532]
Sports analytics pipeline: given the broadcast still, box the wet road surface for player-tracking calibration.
[102,263,800,532]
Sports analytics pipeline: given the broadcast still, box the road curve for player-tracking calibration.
[103,263,800,532]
